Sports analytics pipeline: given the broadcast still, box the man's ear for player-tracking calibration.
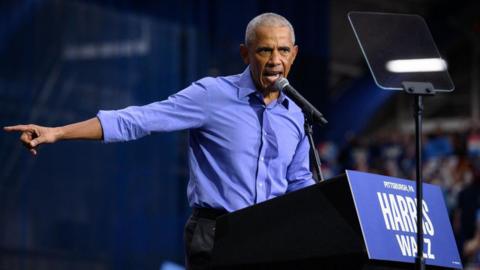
[240,44,250,65]
[291,45,299,63]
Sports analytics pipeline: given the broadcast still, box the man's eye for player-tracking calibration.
[257,48,271,55]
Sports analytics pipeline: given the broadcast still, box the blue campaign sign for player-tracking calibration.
[346,170,462,269]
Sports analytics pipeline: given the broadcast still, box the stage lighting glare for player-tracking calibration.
[385,58,447,73]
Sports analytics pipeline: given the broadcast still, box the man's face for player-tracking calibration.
[240,26,298,93]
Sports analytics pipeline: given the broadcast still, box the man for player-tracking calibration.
[4,13,315,269]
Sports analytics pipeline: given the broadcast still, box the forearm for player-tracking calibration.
[57,117,103,141]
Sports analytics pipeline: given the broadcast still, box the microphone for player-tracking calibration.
[274,78,328,125]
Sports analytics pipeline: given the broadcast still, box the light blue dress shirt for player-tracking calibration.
[97,66,315,212]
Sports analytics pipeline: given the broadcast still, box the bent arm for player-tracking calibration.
[285,134,316,192]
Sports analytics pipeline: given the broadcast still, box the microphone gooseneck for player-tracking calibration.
[274,78,328,126]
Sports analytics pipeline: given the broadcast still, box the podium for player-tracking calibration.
[211,171,461,269]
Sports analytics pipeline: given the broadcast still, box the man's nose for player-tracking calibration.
[268,50,282,66]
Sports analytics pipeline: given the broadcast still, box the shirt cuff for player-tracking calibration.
[287,177,316,193]
[96,110,122,143]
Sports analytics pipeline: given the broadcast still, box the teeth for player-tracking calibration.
[263,73,281,82]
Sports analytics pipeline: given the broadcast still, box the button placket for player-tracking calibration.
[255,109,269,203]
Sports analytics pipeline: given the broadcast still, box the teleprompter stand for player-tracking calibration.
[402,81,436,270]
[348,12,456,270]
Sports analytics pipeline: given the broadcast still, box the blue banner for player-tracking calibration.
[346,170,462,269]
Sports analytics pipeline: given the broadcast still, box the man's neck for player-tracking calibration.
[261,90,279,105]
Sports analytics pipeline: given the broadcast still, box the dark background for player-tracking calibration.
[0,0,479,269]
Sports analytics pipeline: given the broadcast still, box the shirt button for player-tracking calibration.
[263,131,267,136]
[260,157,264,161]
[259,183,263,187]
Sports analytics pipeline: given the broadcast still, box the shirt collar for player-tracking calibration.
[235,66,289,110]
[236,66,257,99]
[278,91,290,110]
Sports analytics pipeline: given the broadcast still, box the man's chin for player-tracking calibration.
[264,85,279,93]
[255,80,280,94]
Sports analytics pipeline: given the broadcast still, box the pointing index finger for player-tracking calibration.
[3,125,30,132]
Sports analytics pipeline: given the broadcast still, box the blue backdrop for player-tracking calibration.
[0,1,330,269]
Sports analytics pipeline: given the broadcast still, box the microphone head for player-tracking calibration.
[274,77,290,91]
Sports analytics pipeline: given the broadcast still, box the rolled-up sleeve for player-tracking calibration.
[285,134,315,192]
[97,80,210,143]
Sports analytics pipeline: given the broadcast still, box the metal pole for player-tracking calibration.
[472,37,480,123]
[305,121,324,182]
[414,95,425,270]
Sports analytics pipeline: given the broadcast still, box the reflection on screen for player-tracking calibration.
[348,12,454,92]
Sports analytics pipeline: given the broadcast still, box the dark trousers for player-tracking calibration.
[184,208,226,270]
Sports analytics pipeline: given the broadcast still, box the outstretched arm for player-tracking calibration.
[4,78,212,155]
[3,117,103,155]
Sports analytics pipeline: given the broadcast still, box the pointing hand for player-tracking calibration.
[3,124,61,155]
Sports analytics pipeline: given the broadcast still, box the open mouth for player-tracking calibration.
[262,71,283,83]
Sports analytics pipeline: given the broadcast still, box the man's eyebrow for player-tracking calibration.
[256,46,273,51]
[278,46,291,51]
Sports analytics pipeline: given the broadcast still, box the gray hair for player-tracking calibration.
[244,13,295,46]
